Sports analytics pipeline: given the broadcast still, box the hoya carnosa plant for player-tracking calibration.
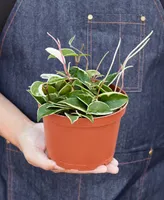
[28,31,153,124]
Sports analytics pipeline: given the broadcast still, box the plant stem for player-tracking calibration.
[47,32,70,79]
[70,44,89,70]
[115,31,153,92]
[75,44,85,66]
[44,84,51,101]
[103,38,121,82]
[96,51,109,71]
[114,66,133,92]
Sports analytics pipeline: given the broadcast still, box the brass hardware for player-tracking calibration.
[149,148,153,156]
[141,15,146,22]
[88,14,93,20]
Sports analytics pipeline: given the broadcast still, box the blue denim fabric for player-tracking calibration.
[0,0,164,199]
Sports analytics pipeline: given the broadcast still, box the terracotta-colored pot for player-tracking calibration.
[43,86,128,171]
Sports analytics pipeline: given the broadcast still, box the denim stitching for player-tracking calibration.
[124,21,144,92]
[87,23,89,61]
[77,175,82,200]
[119,14,122,68]
[5,148,151,166]
[10,148,13,200]
[137,23,142,89]
[153,0,164,23]
[0,0,24,56]
[6,144,12,200]
[137,157,152,200]
[90,22,93,69]
[119,158,150,166]
[140,22,146,92]
[90,22,144,25]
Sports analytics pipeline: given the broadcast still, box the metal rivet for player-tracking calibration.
[6,140,10,144]
[149,148,153,156]
[141,15,146,22]
[88,14,93,20]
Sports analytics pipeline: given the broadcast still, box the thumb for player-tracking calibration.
[24,148,63,171]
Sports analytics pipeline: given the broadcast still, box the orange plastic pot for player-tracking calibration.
[43,87,128,171]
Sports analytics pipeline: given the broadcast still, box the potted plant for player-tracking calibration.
[28,31,153,171]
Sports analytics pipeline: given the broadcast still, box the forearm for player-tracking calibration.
[0,93,34,148]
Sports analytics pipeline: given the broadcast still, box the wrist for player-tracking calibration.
[15,120,35,150]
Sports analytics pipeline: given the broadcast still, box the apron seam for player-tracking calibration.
[77,174,82,200]
[0,0,24,56]
[137,155,152,200]
[153,0,164,24]
[6,144,13,200]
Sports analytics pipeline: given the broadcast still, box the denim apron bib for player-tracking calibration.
[0,0,164,199]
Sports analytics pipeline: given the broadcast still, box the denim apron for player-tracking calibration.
[0,0,164,199]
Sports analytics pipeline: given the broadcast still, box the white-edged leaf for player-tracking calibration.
[87,101,112,115]
[69,35,76,46]
[61,98,87,112]
[45,47,66,64]
[40,74,62,80]
[98,92,128,111]
[65,112,79,124]
[30,81,43,97]
[27,90,46,105]
[37,103,59,122]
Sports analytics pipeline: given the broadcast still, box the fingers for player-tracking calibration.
[24,147,64,171]
[25,148,119,174]
[110,158,119,166]
[106,164,119,174]
[52,159,119,174]
[106,158,119,174]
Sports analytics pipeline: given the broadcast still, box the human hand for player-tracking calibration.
[17,123,119,174]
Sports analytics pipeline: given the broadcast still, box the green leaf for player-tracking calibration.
[69,89,93,98]
[45,93,58,102]
[69,35,76,46]
[101,84,113,92]
[75,111,94,123]
[30,81,43,97]
[69,66,90,84]
[27,90,46,105]
[86,70,103,78]
[49,96,66,103]
[48,48,78,59]
[47,55,56,60]
[77,94,93,106]
[61,98,87,112]
[37,103,59,122]
[47,103,71,109]
[73,80,94,97]
[42,84,57,95]
[68,90,86,98]
[98,92,128,111]
[58,83,72,95]
[87,101,112,115]
[62,48,78,57]
[78,53,90,57]
[56,71,67,77]
[65,112,79,124]
[48,76,66,85]
[82,114,94,122]
[54,80,66,91]
[105,73,118,86]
